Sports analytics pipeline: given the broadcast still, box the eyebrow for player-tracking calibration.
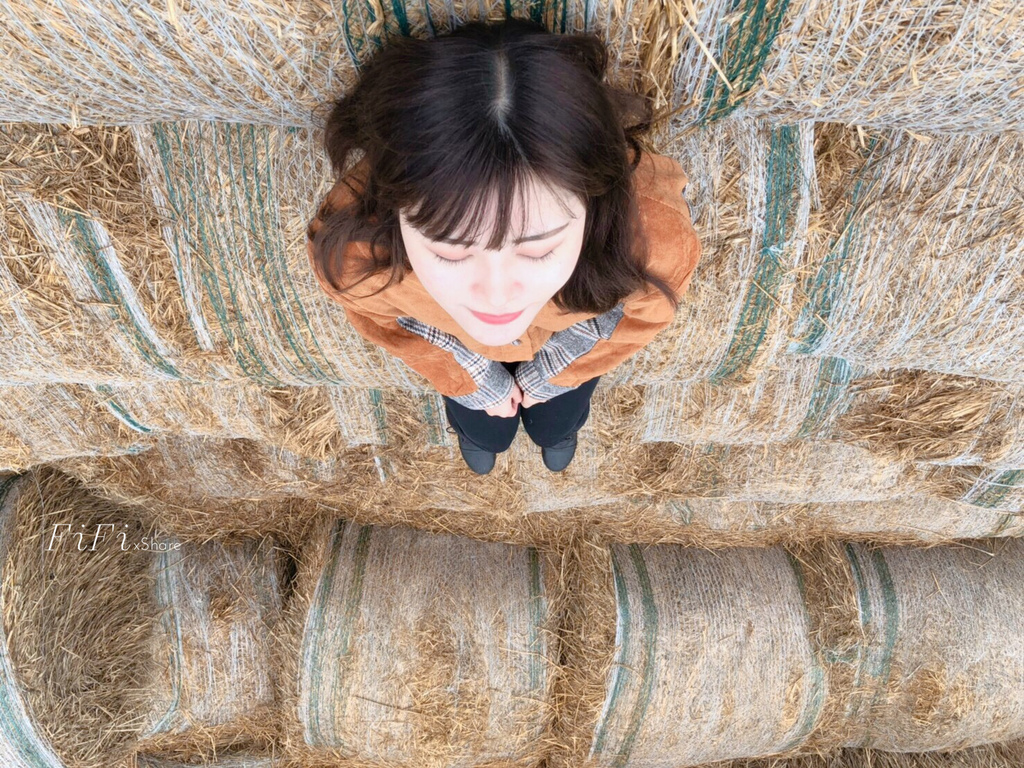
[434,221,570,246]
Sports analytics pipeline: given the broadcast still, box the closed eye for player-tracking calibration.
[432,250,555,266]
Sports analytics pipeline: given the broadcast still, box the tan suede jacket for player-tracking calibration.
[306,150,702,409]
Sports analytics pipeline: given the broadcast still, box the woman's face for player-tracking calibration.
[398,177,587,347]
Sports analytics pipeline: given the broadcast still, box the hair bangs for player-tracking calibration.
[405,152,556,252]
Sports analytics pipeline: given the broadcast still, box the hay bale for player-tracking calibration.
[789,124,1024,383]
[641,363,1024,467]
[561,543,825,767]
[624,115,812,386]
[791,538,1024,752]
[0,467,160,768]
[0,124,200,384]
[278,519,561,767]
[1,466,288,765]
[0,0,690,127]
[711,739,1024,767]
[564,538,1024,766]
[598,440,914,504]
[662,0,1022,132]
[0,381,387,471]
[136,537,284,762]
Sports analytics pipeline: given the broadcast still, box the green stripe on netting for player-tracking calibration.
[422,394,445,445]
[370,389,389,446]
[300,519,343,745]
[255,126,349,383]
[148,547,185,734]
[529,0,546,25]
[59,209,181,379]
[229,124,343,384]
[780,550,828,751]
[527,547,545,692]
[697,0,793,124]
[863,548,898,747]
[92,384,154,434]
[796,357,858,439]
[609,544,658,768]
[343,0,386,70]
[329,524,372,742]
[790,135,886,355]
[304,520,370,748]
[709,124,800,385]
[963,469,1023,510]
[591,546,631,757]
[209,124,292,384]
[152,122,282,386]
[843,543,869,728]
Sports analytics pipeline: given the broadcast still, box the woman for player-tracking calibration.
[306,17,702,475]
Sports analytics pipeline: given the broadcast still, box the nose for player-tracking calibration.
[474,255,520,311]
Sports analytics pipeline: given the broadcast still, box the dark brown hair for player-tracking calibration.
[308,17,681,315]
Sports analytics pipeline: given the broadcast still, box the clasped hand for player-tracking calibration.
[483,382,546,418]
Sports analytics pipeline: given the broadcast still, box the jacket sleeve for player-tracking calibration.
[514,194,701,400]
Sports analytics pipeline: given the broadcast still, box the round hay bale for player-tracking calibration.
[663,0,1021,133]
[792,539,1024,752]
[597,440,914,505]
[136,537,285,761]
[0,381,382,471]
[622,115,813,387]
[278,519,561,767]
[640,356,861,444]
[0,467,159,768]
[708,738,1024,767]
[0,383,154,472]
[745,0,1024,133]
[565,543,825,767]
[1,466,287,765]
[566,538,1024,766]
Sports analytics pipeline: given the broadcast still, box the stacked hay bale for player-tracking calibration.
[0,468,288,766]
[2,0,1024,766]
[277,519,562,767]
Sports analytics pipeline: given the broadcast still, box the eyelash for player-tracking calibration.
[433,251,555,266]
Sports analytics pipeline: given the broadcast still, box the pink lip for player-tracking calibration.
[470,308,524,324]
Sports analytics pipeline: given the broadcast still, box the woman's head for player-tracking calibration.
[310,17,680,345]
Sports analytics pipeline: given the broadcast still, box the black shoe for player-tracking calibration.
[446,426,495,475]
[541,432,578,472]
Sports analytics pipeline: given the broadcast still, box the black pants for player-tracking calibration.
[442,361,600,453]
